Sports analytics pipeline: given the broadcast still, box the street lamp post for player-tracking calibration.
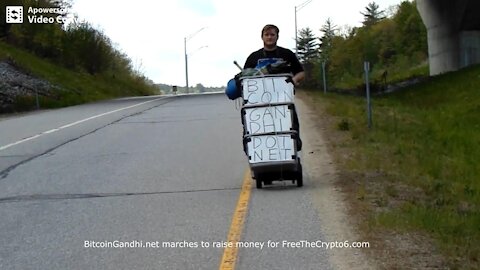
[184,27,206,93]
[185,44,207,93]
[295,0,313,55]
[184,37,188,92]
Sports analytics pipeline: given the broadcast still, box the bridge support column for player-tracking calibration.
[460,31,480,67]
[417,0,469,75]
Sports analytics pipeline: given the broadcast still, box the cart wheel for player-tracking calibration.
[296,174,303,187]
[256,178,263,189]
[296,160,303,187]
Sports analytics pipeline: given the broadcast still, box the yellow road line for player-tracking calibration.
[219,170,253,270]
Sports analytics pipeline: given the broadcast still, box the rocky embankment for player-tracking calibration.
[0,60,56,113]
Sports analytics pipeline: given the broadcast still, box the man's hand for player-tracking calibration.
[292,77,300,86]
[292,71,305,86]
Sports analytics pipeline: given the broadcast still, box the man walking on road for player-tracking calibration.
[243,24,304,152]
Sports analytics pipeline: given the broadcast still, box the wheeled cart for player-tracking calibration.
[243,131,303,188]
[240,74,303,188]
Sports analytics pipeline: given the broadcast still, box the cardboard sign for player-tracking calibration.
[246,134,295,163]
[242,76,294,105]
[243,105,292,135]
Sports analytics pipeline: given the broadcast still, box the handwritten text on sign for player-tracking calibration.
[244,105,292,135]
[242,77,294,105]
[247,135,295,163]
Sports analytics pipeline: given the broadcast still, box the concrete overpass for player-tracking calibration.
[417,0,480,75]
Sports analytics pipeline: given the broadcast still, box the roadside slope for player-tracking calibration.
[297,64,480,269]
[0,41,157,113]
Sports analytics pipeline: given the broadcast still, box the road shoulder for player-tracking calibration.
[296,91,378,270]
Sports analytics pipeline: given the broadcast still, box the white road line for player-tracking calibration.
[0,98,163,152]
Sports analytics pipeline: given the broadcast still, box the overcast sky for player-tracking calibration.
[70,0,407,87]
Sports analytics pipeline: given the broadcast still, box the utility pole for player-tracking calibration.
[295,0,313,55]
[184,37,188,92]
[184,27,206,93]
[364,61,373,129]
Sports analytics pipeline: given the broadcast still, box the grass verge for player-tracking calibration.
[302,64,480,269]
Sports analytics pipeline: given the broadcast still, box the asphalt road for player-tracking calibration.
[0,93,335,270]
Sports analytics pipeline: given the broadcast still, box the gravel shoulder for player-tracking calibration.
[296,92,378,270]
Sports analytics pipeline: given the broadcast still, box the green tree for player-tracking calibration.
[297,27,320,87]
[297,27,320,64]
[6,0,70,58]
[393,0,427,61]
[319,18,337,62]
[322,0,428,90]
[372,18,397,66]
[361,2,385,27]
[62,21,114,74]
